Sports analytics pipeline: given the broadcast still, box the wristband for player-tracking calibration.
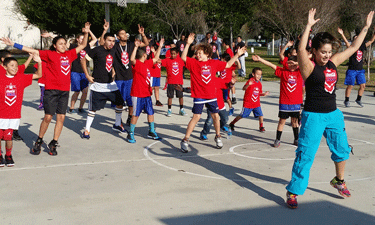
[14,43,23,50]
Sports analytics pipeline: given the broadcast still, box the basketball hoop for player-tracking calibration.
[117,0,127,7]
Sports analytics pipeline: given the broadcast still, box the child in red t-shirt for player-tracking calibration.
[229,67,269,132]
[0,55,42,167]
[127,38,165,143]
[161,47,186,117]
[150,44,163,106]
[252,55,303,147]
[180,33,246,153]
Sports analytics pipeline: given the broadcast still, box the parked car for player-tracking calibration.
[247,42,262,47]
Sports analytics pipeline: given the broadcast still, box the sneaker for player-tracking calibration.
[293,139,298,146]
[166,109,172,117]
[229,123,235,131]
[286,192,298,209]
[214,135,223,149]
[200,132,208,140]
[147,131,160,140]
[5,155,14,167]
[81,130,90,139]
[232,97,237,105]
[180,138,189,153]
[78,108,86,113]
[259,127,266,132]
[228,107,234,116]
[355,100,363,107]
[127,132,136,143]
[273,139,281,148]
[67,108,77,113]
[0,155,5,167]
[31,139,43,155]
[12,130,23,141]
[112,124,127,133]
[344,101,350,107]
[38,103,44,110]
[47,141,58,156]
[126,117,131,126]
[221,126,229,132]
[330,177,351,197]
[179,108,187,116]
[155,100,163,106]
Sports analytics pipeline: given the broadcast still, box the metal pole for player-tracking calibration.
[105,3,110,33]
[368,44,371,81]
[230,22,233,52]
[272,33,275,56]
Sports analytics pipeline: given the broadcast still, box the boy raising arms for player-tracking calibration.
[180,33,246,153]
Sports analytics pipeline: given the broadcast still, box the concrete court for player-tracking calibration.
[1,77,375,225]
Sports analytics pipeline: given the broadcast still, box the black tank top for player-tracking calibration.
[304,60,337,113]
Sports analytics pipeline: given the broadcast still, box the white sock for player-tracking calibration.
[115,108,123,126]
[85,111,95,132]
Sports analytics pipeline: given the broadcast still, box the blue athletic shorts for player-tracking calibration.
[344,69,366,85]
[151,77,160,87]
[192,98,219,114]
[115,79,133,107]
[132,96,154,117]
[71,72,89,92]
[239,106,263,118]
[222,89,230,101]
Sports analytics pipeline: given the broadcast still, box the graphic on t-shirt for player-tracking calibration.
[201,65,212,84]
[324,68,337,94]
[61,56,71,75]
[157,63,161,69]
[220,70,227,79]
[180,44,185,52]
[251,87,260,102]
[121,51,129,68]
[212,45,217,52]
[172,62,179,76]
[146,46,151,55]
[80,50,86,60]
[146,68,151,86]
[106,54,113,72]
[356,50,363,62]
[5,83,17,106]
[287,75,297,92]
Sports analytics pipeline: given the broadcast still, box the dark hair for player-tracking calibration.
[223,38,231,46]
[237,36,242,39]
[0,49,11,62]
[50,36,67,51]
[116,29,126,36]
[196,43,213,58]
[284,46,296,57]
[288,55,298,62]
[3,57,18,66]
[251,67,262,78]
[221,53,231,62]
[74,33,84,44]
[104,33,116,40]
[206,32,211,36]
[311,32,341,52]
[170,47,179,54]
[136,48,146,59]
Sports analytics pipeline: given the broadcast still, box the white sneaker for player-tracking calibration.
[166,109,172,117]
[179,108,187,116]
[180,139,189,153]
[214,135,223,149]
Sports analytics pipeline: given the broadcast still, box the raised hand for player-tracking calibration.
[31,52,41,63]
[0,37,14,46]
[337,27,344,35]
[82,22,91,33]
[138,24,145,35]
[366,11,374,28]
[237,46,247,56]
[308,8,320,27]
[252,54,260,62]
[103,19,109,31]
[286,40,294,47]
[159,38,165,47]
[134,40,141,47]
[187,33,195,45]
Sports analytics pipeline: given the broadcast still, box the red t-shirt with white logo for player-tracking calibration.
[39,49,77,91]
[243,78,262,109]
[275,67,303,105]
[131,59,154,97]
[185,57,227,99]
[0,65,33,119]
[219,64,236,84]
[161,57,185,85]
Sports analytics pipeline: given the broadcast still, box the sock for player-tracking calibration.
[5,147,12,156]
[168,105,172,110]
[149,122,155,133]
[50,139,58,146]
[85,111,96,132]
[130,124,136,133]
[115,108,123,126]
[37,136,43,143]
[180,105,184,109]
[260,123,264,128]
[232,94,236,98]
[345,97,349,102]
[293,127,299,140]
[276,130,282,140]
[356,95,362,101]
[335,176,344,183]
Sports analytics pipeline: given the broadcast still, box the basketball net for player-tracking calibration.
[117,0,127,7]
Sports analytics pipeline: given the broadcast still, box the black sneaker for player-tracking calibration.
[31,139,43,155]
[47,141,58,156]
[232,97,237,105]
[78,108,86,113]
[229,123,235,131]
[155,100,163,106]
[12,130,23,141]
[5,155,14,167]
[0,155,5,167]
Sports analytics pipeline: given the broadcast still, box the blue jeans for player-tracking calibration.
[238,55,246,77]
[201,109,228,135]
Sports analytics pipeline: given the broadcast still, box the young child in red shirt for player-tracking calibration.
[0,55,42,166]
[180,33,246,153]
[127,38,165,143]
[150,44,163,106]
[252,55,303,147]
[229,67,269,132]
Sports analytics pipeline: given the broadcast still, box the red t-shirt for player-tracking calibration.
[161,57,185,85]
[0,65,33,119]
[219,64,236,84]
[131,59,154,97]
[39,49,77,91]
[34,63,46,85]
[185,57,227,99]
[243,78,262,109]
[281,57,289,70]
[151,62,161,78]
[275,67,303,105]
[214,77,228,110]
[225,48,234,57]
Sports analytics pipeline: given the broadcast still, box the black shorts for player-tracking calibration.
[89,90,124,111]
[278,111,300,119]
[167,84,183,98]
[43,90,69,115]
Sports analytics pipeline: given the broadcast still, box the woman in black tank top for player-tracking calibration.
[285,8,374,209]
